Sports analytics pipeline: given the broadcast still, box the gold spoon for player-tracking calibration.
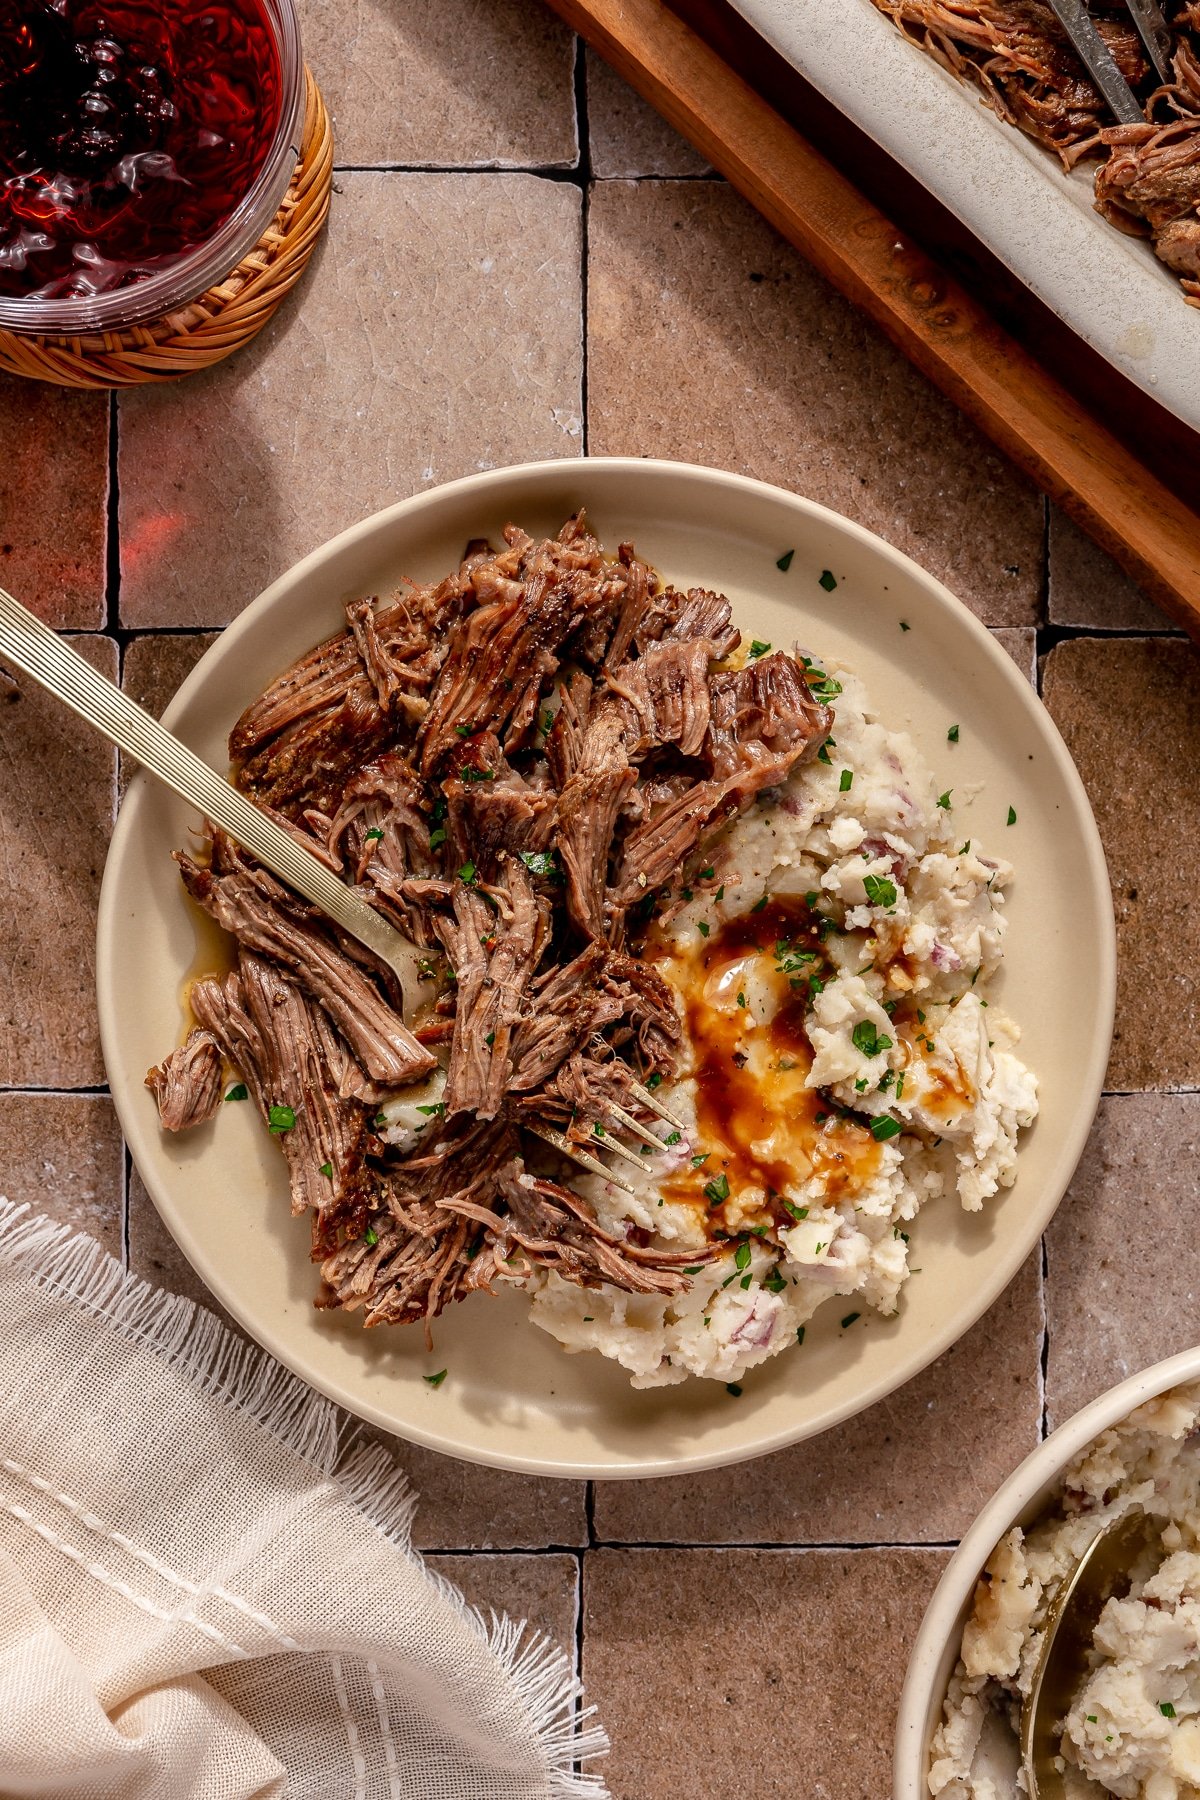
[1020,1504,1163,1796]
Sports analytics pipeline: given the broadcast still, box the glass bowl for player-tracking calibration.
[0,0,304,337]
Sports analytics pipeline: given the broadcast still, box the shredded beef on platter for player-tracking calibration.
[871,1,1200,307]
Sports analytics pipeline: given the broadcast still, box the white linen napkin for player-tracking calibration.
[0,1197,608,1799]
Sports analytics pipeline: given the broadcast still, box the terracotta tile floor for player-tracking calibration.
[1,13,1198,1794]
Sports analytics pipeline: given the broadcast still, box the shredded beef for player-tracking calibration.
[177,844,435,1087]
[145,1028,224,1131]
[150,516,836,1341]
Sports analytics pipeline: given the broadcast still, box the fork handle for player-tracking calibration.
[0,586,422,997]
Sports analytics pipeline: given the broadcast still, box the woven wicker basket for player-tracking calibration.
[0,68,333,390]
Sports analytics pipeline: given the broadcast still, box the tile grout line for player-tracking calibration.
[418,1537,961,1555]
[574,33,591,457]
[328,161,713,184]
[104,391,122,651]
[571,1545,586,1779]
[104,390,131,1268]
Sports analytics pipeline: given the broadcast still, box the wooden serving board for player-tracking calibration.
[546,0,1200,643]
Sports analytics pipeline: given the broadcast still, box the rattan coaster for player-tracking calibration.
[0,67,333,390]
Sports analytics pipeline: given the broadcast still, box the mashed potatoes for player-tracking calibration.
[932,1384,1200,1800]
[528,657,1038,1388]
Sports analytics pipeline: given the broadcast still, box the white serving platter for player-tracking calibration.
[727,0,1200,432]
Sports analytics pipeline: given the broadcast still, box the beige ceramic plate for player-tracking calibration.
[97,458,1114,1479]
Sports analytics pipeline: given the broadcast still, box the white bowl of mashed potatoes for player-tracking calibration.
[897,1348,1200,1800]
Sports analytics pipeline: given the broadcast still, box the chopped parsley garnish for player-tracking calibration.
[428,825,447,850]
[540,708,554,735]
[1007,805,1017,825]
[947,724,960,742]
[646,1073,662,1089]
[862,873,897,909]
[855,1077,869,1092]
[364,826,384,841]
[725,1382,743,1397]
[851,1021,893,1058]
[734,1242,751,1271]
[704,1173,730,1205]
[696,920,710,937]
[736,990,746,1008]
[455,723,471,737]
[870,1115,903,1142]
[805,669,843,702]
[751,892,769,912]
[818,569,838,591]
[485,1031,495,1046]
[416,1102,445,1116]
[691,1152,709,1168]
[774,939,816,976]
[841,1311,861,1329]
[715,884,725,901]
[959,840,972,855]
[664,1130,681,1146]
[224,1083,248,1102]
[700,866,715,878]
[783,1200,809,1222]
[364,1226,379,1248]
[839,768,853,792]
[937,790,951,810]
[320,1162,333,1179]
[267,1104,296,1134]
[683,1266,704,1275]
[796,1326,805,1345]
[900,620,910,632]
[1160,1702,1177,1719]
[764,1268,787,1293]
[424,1369,448,1388]
[916,1009,926,1023]
[815,738,832,764]
[519,848,560,878]
[750,638,773,658]
[458,861,476,884]
[775,549,794,572]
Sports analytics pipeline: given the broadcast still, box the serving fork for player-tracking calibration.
[1047,0,1174,123]
[1019,1505,1162,1797]
[0,585,679,1192]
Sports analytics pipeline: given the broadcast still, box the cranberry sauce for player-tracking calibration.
[0,0,282,300]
